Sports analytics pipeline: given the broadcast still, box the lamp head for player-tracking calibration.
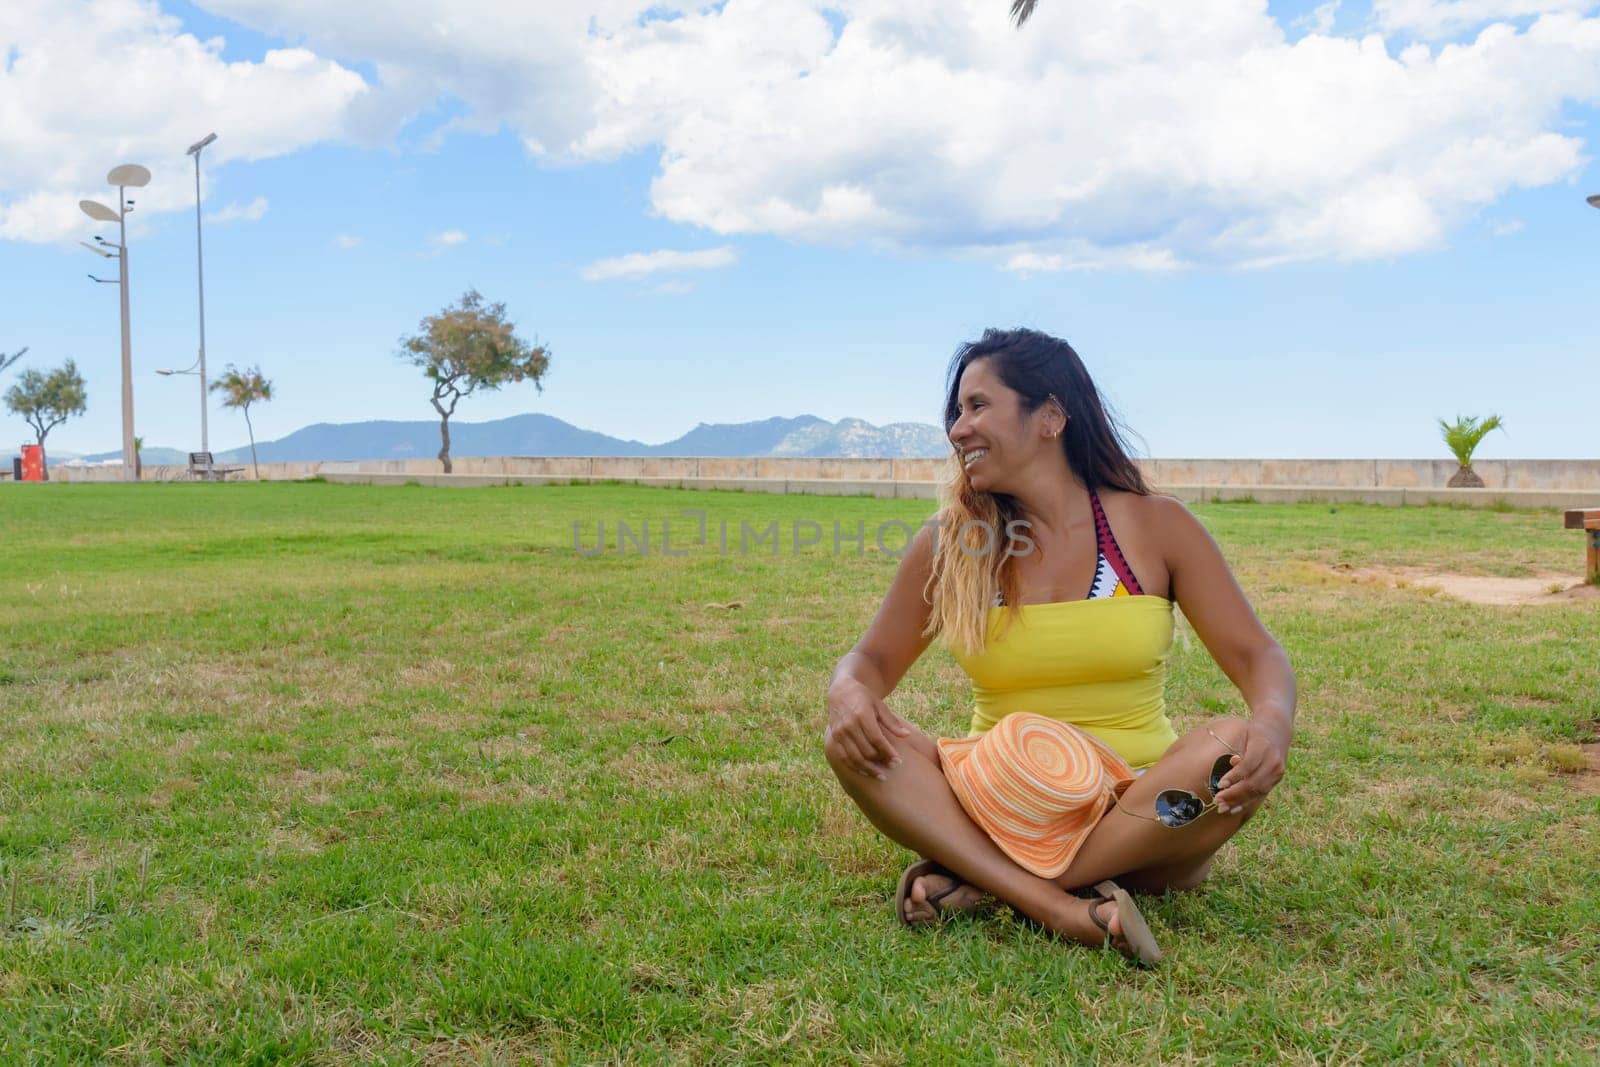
[80,199,119,223]
[187,132,218,156]
[107,163,151,188]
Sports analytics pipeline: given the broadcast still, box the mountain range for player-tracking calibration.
[65,413,951,465]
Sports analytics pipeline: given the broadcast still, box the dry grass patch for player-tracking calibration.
[471,731,545,758]
[264,822,325,857]
[438,768,555,805]
[139,776,201,814]
[708,977,844,1049]
[279,766,351,805]
[419,1031,560,1066]
[1565,743,1600,795]
[407,708,492,733]
[1470,729,1594,778]
[398,657,461,688]
[1322,562,1595,606]
[1353,775,1438,814]
[710,758,798,792]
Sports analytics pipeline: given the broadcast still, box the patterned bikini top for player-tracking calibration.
[994,488,1145,606]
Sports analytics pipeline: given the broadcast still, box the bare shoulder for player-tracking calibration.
[1111,491,1216,560]
[1103,489,1201,534]
[1138,492,1201,526]
[1146,493,1217,547]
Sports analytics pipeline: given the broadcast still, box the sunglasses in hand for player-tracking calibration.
[1111,728,1244,829]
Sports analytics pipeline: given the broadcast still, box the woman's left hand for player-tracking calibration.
[1212,720,1287,814]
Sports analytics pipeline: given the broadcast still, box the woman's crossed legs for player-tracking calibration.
[825,717,1262,950]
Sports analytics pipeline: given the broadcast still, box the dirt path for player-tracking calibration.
[1328,563,1600,606]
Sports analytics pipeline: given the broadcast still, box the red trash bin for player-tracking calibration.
[20,444,44,482]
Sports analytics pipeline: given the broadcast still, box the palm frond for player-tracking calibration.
[1436,414,1504,467]
[1010,0,1038,27]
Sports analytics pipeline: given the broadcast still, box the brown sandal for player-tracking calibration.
[895,859,973,928]
[1086,880,1163,967]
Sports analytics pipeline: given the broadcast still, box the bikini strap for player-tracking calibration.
[1089,489,1144,596]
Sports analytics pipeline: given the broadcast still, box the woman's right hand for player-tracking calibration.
[825,678,914,781]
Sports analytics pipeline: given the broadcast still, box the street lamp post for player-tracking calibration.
[80,163,150,482]
[187,132,217,454]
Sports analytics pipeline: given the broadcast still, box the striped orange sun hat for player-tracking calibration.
[937,712,1137,878]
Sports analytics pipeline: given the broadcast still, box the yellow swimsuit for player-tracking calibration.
[947,490,1178,769]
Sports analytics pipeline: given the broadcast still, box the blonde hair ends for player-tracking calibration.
[920,453,1031,657]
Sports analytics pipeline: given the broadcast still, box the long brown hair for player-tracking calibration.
[922,328,1150,655]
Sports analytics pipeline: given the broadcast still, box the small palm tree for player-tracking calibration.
[209,364,273,480]
[1438,414,1504,488]
[133,435,143,481]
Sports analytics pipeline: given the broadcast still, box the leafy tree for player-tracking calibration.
[398,290,550,474]
[210,364,274,481]
[4,359,86,481]
[0,346,26,377]
[1438,414,1504,488]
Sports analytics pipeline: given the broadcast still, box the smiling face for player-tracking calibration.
[947,357,1062,494]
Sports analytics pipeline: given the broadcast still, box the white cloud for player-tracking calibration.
[1487,217,1526,235]
[1002,246,1182,274]
[581,245,738,281]
[1373,1,1596,38]
[204,196,269,223]
[193,1,625,151]
[618,3,1600,269]
[429,229,468,248]
[1298,1,1343,35]
[1002,253,1065,275]
[0,0,366,243]
[181,0,1600,270]
[332,233,362,249]
[8,0,1598,267]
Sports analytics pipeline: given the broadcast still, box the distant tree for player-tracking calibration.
[133,435,144,481]
[0,346,26,377]
[1010,0,1037,25]
[1438,414,1504,488]
[4,359,87,481]
[210,364,274,481]
[398,290,550,474]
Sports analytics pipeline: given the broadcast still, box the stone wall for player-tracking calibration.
[44,455,1600,490]
[1143,458,1600,490]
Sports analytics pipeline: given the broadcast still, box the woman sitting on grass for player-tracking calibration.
[824,328,1296,966]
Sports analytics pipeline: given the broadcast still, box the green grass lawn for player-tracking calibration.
[1,482,1595,1064]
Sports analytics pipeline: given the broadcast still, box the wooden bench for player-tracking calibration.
[1565,509,1600,584]
[188,451,245,482]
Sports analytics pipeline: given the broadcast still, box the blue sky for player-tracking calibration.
[2,0,1598,459]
